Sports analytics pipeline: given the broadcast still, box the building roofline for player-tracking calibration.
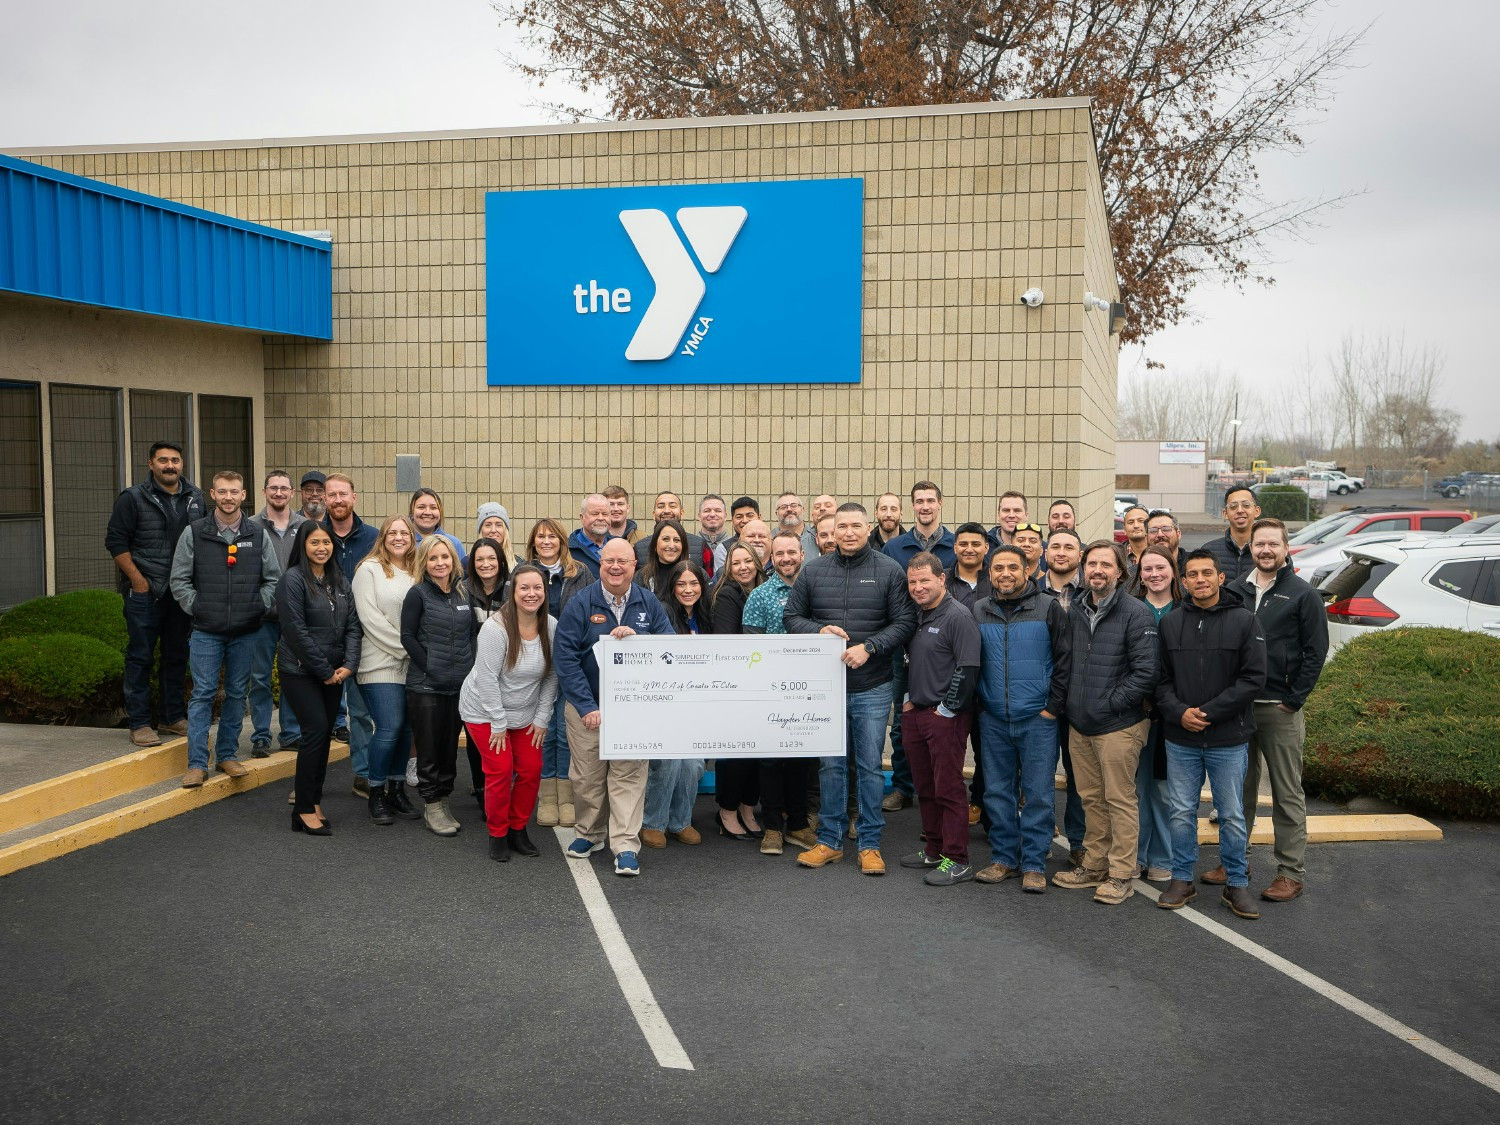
[3,97,1092,156]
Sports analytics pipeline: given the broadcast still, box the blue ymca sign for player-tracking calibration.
[485,178,863,385]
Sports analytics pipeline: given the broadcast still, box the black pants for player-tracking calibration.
[758,758,811,833]
[282,673,343,815]
[408,690,461,802]
[715,759,760,810]
[122,588,192,729]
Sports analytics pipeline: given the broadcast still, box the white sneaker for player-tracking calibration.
[405,758,419,786]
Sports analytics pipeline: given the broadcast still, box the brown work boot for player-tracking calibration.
[130,726,162,748]
[968,803,982,826]
[1261,875,1304,902]
[640,828,667,849]
[163,719,189,737]
[1021,871,1047,894]
[181,768,206,788]
[974,862,1017,884]
[784,827,818,850]
[1069,848,1086,868]
[1093,877,1134,905]
[217,759,248,778]
[797,843,844,869]
[670,826,702,845]
[1200,865,1228,885]
[1053,865,1107,890]
[760,829,785,856]
[1157,879,1197,909]
[859,848,886,876]
[1222,886,1261,919]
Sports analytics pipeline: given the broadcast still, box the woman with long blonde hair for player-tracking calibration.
[352,515,422,824]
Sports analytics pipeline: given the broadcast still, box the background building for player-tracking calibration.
[4,97,1120,605]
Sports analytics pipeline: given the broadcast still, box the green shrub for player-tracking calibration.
[1255,484,1323,523]
[1303,628,1500,818]
[0,589,128,655]
[0,633,125,723]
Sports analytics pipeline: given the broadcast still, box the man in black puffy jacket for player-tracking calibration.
[1052,541,1158,905]
[784,502,917,876]
[1155,550,1267,920]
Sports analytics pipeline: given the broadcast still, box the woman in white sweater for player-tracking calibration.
[352,515,420,825]
[459,563,559,863]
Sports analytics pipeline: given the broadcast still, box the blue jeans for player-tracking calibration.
[978,711,1058,872]
[248,620,302,748]
[817,681,892,851]
[345,680,374,778]
[542,694,571,779]
[187,630,256,770]
[359,681,411,787]
[888,653,914,796]
[644,758,704,832]
[122,588,191,729]
[1166,740,1250,887]
[1136,738,1173,872]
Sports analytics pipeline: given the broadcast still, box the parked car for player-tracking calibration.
[1287,508,1472,555]
[1317,535,1500,652]
[1113,517,1128,544]
[1437,474,1471,499]
[1322,469,1365,492]
[1290,530,1442,587]
[1448,512,1500,537]
[1114,493,1139,518]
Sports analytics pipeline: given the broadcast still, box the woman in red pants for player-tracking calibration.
[458,563,558,862]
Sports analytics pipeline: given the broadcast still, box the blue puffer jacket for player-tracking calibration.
[971,581,1070,720]
[554,580,674,716]
[1064,587,1161,735]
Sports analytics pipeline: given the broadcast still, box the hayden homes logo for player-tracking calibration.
[485,178,862,386]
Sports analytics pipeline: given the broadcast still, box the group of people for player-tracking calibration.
[111,454,1327,916]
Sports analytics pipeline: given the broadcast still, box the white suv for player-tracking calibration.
[1317,535,1500,652]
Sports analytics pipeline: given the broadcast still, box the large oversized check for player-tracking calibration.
[595,634,847,760]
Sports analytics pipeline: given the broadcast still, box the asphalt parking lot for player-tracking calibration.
[2,755,1497,1125]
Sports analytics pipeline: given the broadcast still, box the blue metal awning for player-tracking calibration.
[0,153,332,340]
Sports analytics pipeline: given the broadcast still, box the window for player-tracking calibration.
[1421,515,1464,532]
[50,385,123,594]
[1426,560,1484,601]
[1357,518,1408,534]
[0,382,45,608]
[199,396,253,507]
[1477,562,1500,608]
[130,391,192,485]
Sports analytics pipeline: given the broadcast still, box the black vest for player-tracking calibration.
[121,479,204,593]
[188,516,266,636]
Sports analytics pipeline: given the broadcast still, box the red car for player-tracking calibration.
[1114,518,1129,544]
[1287,508,1471,556]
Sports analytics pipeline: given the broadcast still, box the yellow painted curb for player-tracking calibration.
[1197,813,1442,846]
[0,743,349,879]
[0,738,189,834]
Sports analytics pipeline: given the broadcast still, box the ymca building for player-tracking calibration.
[1,97,1122,607]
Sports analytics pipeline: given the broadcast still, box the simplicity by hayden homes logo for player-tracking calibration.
[485,179,862,386]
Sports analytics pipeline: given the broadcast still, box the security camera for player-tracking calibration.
[1019,288,1045,308]
[1083,292,1111,312]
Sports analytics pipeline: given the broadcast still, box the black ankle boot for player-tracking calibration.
[368,785,394,826]
[386,782,421,821]
[489,834,511,863]
[508,827,540,857]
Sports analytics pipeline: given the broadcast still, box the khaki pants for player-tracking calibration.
[565,703,647,856]
[1245,703,1308,881]
[1069,720,1149,880]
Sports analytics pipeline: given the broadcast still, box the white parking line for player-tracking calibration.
[552,828,694,1071]
[1135,878,1500,1095]
[1051,837,1499,1095]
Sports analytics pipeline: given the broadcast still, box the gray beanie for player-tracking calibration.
[477,502,510,538]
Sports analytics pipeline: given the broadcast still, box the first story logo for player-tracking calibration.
[571,206,746,361]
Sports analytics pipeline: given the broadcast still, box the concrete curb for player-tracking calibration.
[0,738,189,833]
[0,744,349,879]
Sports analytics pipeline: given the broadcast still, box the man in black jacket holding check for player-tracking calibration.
[1156,549,1267,919]
[785,502,917,876]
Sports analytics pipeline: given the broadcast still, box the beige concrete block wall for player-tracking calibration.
[0,294,266,593]
[24,98,1119,547]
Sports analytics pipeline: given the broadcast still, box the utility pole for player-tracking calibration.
[1229,393,1241,472]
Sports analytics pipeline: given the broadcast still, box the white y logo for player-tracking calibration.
[618,206,746,361]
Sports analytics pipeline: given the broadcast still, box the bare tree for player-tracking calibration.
[1118,367,1254,455]
[501,0,1361,344]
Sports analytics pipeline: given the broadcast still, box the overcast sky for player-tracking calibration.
[3,0,1495,442]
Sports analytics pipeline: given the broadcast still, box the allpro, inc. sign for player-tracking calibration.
[485,178,862,385]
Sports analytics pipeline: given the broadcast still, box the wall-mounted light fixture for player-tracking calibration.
[1084,291,1128,336]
